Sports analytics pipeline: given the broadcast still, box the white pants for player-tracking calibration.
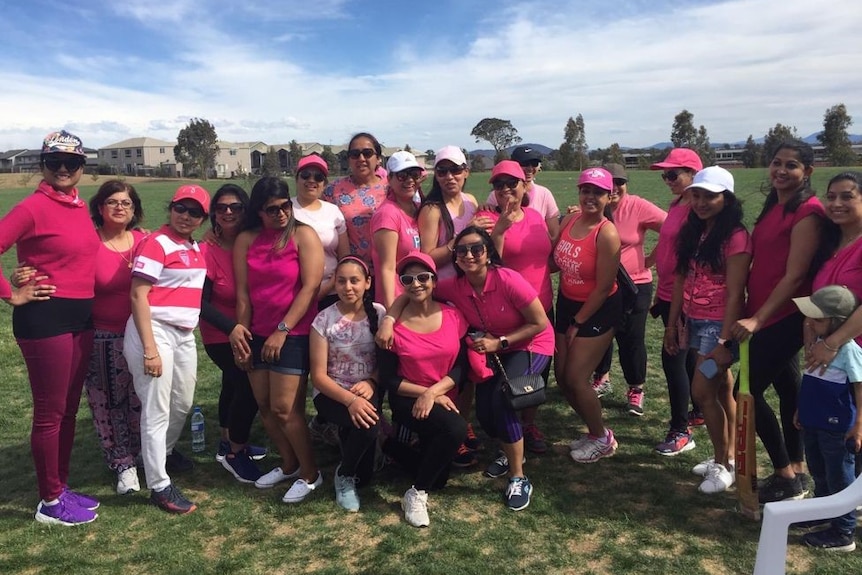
[124,317,197,491]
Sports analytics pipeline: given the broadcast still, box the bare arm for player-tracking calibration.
[130,277,161,377]
[373,228,400,309]
[472,297,547,354]
[568,223,620,342]
[708,251,751,368]
[229,231,255,363]
[418,205,454,267]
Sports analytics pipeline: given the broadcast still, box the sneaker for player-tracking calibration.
[150,484,197,514]
[35,495,98,526]
[655,428,696,456]
[591,375,612,398]
[308,416,340,448]
[523,424,548,454]
[802,526,857,552]
[626,387,645,416]
[222,449,264,484]
[165,449,194,474]
[692,457,736,476]
[334,465,360,512]
[758,473,804,504]
[402,486,430,527]
[216,440,268,462]
[506,476,533,511]
[484,451,526,478]
[570,429,618,463]
[797,472,812,496]
[688,409,705,427]
[282,471,323,503]
[464,423,483,451]
[452,444,479,468]
[256,465,301,489]
[116,467,141,495]
[62,488,99,510]
[698,462,735,494]
[569,435,591,450]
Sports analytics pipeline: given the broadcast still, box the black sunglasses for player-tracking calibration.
[519,160,540,168]
[171,203,205,218]
[347,148,376,160]
[299,170,325,182]
[214,202,244,214]
[612,178,627,187]
[398,272,435,286]
[43,156,86,172]
[435,165,466,177]
[454,242,486,258]
[264,201,292,217]
[661,170,680,182]
[492,178,521,191]
[395,169,422,182]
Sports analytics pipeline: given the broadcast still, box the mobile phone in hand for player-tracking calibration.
[468,330,485,341]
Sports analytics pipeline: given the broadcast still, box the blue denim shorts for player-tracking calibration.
[250,334,310,375]
[686,318,722,356]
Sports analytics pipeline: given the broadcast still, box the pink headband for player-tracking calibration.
[337,255,370,276]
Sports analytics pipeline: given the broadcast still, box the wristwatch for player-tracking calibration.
[499,336,510,350]
[717,337,732,349]
[277,322,292,333]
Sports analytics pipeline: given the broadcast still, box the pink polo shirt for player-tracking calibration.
[654,199,690,301]
[613,193,666,284]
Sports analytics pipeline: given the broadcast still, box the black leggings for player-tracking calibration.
[313,392,378,485]
[204,343,259,445]
[653,299,697,431]
[596,282,652,386]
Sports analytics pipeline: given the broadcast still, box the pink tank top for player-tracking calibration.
[554,215,618,301]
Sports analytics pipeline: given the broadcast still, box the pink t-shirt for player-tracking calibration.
[486,182,560,220]
[246,228,315,336]
[813,238,862,347]
[654,200,691,301]
[200,243,237,345]
[747,197,825,327]
[93,230,145,333]
[391,304,468,400]
[370,198,421,303]
[435,267,555,356]
[323,176,388,265]
[613,193,666,284]
[477,207,553,310]
[682,228,751,321]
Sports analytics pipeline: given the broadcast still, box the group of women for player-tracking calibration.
[3,129,860,529]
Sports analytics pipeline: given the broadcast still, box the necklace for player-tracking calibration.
[100,229,133,268]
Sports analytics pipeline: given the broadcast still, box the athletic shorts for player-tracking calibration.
[250,334,310,375]
[555,290,622,338]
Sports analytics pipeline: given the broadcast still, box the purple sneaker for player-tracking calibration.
[63,487,100,510]
[35,496,98,526]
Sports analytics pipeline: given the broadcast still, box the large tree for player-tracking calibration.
[761,123,799,166]
[287,140,303,173]
[321,145,338,174]
[174,118,219,179]
[670,109,697,148]
[261,146,281,177]
[604,143,624,165]
[694,124,714,165]
[557,114,588,171]
[818,103,856,166]
[740,135,761,168]
[470,118,521,163]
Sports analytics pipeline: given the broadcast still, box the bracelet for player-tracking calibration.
[347,395,358,407]
[382,314,397,323]
[820,339,839,352]
[143,353,159,360]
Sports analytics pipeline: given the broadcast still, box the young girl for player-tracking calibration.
[309,256,385,512]
[664,167,751,494]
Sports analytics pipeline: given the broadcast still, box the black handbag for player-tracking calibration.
[490,352,546,410]
[616,264,639,330]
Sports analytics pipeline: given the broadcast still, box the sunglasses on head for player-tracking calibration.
[43,156,86,172]
[661,170,681,182]
[105,198,133,209]
[519,160,540,168]
[214,202,244,214]
[299,170,325,182]
[398,272,435,286]
[347,148,376,160]
[171,203,205,218]
[435,165,466,177]
[454,242,486,258]
[492,178,521,191]
[264,202,292,217]
[395,169,422,182]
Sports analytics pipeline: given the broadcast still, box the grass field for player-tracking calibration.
[0,167,859,575]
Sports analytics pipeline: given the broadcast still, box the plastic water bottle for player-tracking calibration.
[191,406,205,453]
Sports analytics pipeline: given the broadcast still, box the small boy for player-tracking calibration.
[792,285,862,552]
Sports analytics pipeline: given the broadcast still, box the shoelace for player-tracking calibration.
[508,480,523,497]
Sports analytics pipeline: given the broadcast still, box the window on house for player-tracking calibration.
[111,150,118,159]
[136,149,142,158]
[160,147,165,154]
[230,149,237,156]
[124,150,131,158]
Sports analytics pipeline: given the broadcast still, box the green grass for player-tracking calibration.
[0,170,859,575]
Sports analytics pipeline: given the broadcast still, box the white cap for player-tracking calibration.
[685,166,735,194]
[434,145,467,167]
[387,150,421,173]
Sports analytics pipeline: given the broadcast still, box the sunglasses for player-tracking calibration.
[347,148,376,160]
[492,178,521,191]
[43,156,86,172]
[661,170,681,182]
[299,170,325,182]
[394,169,422,182]
[214,202,244,214]
[171,203,205,218]
[578,186,609,197]
[519,160,540,168]
[612,178,627,187]
[105,199,133,209]
[435,165,466,177]
[454,242,486,258]
[264,202,292,217]
[398,272,435,286]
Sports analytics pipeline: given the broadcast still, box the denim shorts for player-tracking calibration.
[250,334,310,375]
[686,318,722,356]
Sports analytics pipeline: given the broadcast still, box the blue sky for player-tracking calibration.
[0,0,860,152]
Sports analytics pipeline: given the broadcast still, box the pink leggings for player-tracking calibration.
[17,330,94,501]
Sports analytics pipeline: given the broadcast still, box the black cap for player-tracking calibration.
[511,146,542,163]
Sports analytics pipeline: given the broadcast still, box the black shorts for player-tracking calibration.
[555,290,622,338]
[249,334,310,375]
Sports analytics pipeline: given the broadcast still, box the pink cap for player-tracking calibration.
[297,154,328,176]
[435,145,467,167]
[578,167,614,192]
[650,148,703,171]
[488,160,526,183]
[397,251,437,274]
[172,184,211,214]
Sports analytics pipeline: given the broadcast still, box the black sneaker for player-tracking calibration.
[758,473,804,504]
[797,472,812,496]
[166,449,195,474]
[802,527,857,552]
[452,444,478,468]
[150,484,197,514]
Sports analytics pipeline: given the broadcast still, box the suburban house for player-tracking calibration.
[98,137,181,176]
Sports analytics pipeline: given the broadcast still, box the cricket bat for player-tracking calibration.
[735,339,761,520]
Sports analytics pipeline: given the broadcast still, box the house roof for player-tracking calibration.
[100,137,176,149]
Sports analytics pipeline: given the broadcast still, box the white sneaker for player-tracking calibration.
[282,471,323,503]
[116,466,140,495]
[692,457,735,477]
[255,465,300,489]
[698,462,735,494]
[570,429,618,463]
[402,486,430,527]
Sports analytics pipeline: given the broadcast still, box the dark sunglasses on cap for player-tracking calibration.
[43,156,86,172]
[454,242,486,258]
[435,165,466,177]
[398,272,435,286]
[171,203,205,218]
[264,201,292,217]
[492,178,521,191]
[214,202,244,214]
[299,170,325,182]
[661,170,681,182]
[395,169,422,182]
[347,148,376,160]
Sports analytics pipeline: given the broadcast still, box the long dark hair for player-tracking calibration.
[420,162,468,240]
[244,177,297,251]
[89,180,143,229]
[451,225,504,277]
[210,183,249,237]
[754,139,815,225]
[335,256,378,337]
[675,191,746,274]
[811,171,862,275]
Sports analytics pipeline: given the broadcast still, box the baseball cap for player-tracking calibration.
[793,285,858,320]
[578,167,614,192]
[603,163,628,182]
[434,145,467,168]
[650,148,703,171]
[685,166,735,194]
[297,154,328,176]
[510,146,542,164]
[41,130,86,157]
[171,184,211,214]
[387,151,421,173]
[488,160,526,183]
[397,251,437,274]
